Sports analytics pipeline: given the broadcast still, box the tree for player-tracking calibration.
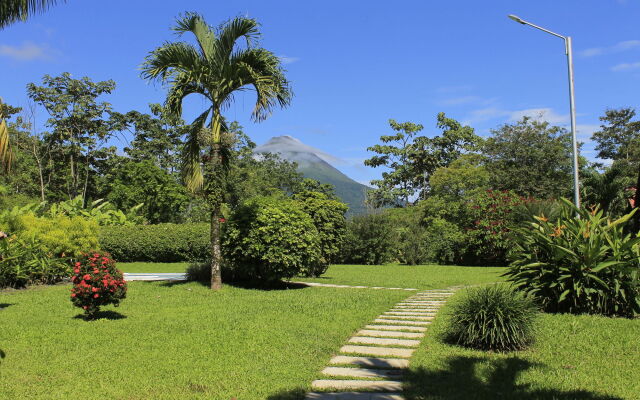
[365,113,479,207]
[483,116,574,199]
[27,73,122,204]
[0,98,19,174]
[591,107,640,228]
[112,104,186,173]
[141,13,292,290]
[0,0,65,29]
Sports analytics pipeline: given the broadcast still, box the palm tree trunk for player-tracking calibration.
[210,202,222,290]
[633,164,640,233]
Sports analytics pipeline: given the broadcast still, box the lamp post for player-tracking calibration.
[508,14,581,208]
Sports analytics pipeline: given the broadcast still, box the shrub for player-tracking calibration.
[445,285,538,351]
[293,190,348,276]
[99,223,209,262]
[339,213,394,265]
[70,252,126,319]
[0,234,70,288]
[506,199,640,317]
[222,196,322,283]
[12,213,99,258]
[464,189,525,265]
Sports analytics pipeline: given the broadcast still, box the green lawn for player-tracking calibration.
[0,281,408,399]
[405,291,640,400]
[297,264,507,289]
[119,262,507,290]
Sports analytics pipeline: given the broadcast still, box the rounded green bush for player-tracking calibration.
[445,285,538,351]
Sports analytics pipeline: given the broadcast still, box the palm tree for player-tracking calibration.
[0,0,65,29]
[141,13,292,290]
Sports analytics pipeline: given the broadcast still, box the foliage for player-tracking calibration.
[582,163,632,217]
[101,159,188,224]
[0,234,69,288]
[141,13,293,289]
[293,190,348,276]
[0,98,13,173]
[8,213,99,258]
[445,285,538,351]
[386,206,430,265]
[70,252,126,319]
[339,213,394,265]
[222,196,322,283]
[0,0,65,29]
[98,223,209,262]
[465,189,526,265]
[46,195,144,226]
[365,113,480,206]
[484,116,574,199]
[27,73,123,203]
[506,199,640,317]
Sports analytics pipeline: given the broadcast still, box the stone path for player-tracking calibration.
[305,289,456,400]
[293,282,418,291]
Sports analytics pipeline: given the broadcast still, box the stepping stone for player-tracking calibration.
[365,324,427,332]
[328,355,409,369]
[377,315,433,320]
[392,305,439,308]
[384,311,436,316]
[311,380,403,391]
[373,319,430,326]
[340,345,415,358]
[390,308,438,312]
[357,329,424,338]
[322,366,404,379]
[306,392,405,400]
[348,336,420,347]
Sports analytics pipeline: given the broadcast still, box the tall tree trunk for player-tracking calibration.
[210,203,222,290]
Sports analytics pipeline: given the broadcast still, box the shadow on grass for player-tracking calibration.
[0,348,5,363]
[265,388,306,400]
[73,310,127,321]
[155,279,309,291]
[0,303,14,310]
[404,355,622,400]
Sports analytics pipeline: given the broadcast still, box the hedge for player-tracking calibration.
[99,223,209,262]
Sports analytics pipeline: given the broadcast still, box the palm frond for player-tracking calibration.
[172,12,217,62]
[165,77,208,118]
[141,41,204,83]
[215,17,260,61]
[0,0,64,28]
[181,108,211,192]
[229,48,292,121]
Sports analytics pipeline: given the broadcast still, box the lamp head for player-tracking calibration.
[508,14,526,24]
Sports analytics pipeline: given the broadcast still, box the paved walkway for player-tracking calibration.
[123,273,187,281]
[305,288,457,400]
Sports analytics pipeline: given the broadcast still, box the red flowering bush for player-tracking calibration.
[70,252,127,318]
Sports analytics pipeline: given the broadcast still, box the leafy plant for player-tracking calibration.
[70,252,126,319]
[293,190,348,276]
[445,285,538,351]
[506,198,640,317]
[339,213,395,265]
[47,195,144,226]
[0,234,70,288]
[99,223,209,262]
[222,196,322,283]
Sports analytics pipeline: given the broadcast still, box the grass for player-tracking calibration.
[297,264,507,289]
[405,290,640,400]
[0,281,408,399]
[118,263,507,290]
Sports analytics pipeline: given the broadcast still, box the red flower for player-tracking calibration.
[219,217,226,223]
[83,274,91,280]
[92,287,99,292]
[71,293,76,298]
[93,294,99,298]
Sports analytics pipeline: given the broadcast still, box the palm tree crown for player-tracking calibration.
[0,0,65,29]
[141,12,292,191]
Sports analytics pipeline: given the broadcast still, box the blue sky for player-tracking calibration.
[1,0,639,185]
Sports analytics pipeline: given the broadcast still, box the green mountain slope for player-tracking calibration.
[253,136,370,215]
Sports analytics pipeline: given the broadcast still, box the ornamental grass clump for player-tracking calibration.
[70,252,126,319]
[445,285,538,352]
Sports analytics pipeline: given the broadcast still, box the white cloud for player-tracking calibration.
[579,39,640,57]
[278,55,299,64]
[611,61,640,71]
[576,124,600,139]
[0,41,56,61]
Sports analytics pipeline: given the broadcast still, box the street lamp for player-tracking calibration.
[508,14,581,208]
